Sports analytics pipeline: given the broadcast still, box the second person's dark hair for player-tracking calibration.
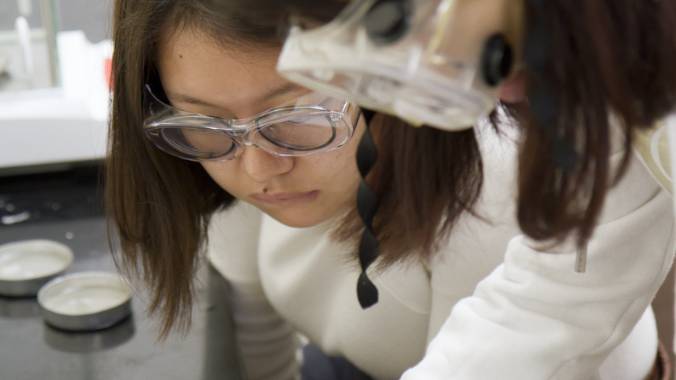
[517,0,676,247]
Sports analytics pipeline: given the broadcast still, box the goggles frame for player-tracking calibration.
[143,84,361,161]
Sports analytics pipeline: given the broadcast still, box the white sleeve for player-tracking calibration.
[207,202,300,380]
[402,151,675,380]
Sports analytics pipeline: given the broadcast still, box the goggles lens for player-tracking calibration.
[161,127,236,160]
[258,113,338,151]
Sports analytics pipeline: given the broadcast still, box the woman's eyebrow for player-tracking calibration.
[256,83,301,103]
[166,83,301,110]
[166,92,225,110]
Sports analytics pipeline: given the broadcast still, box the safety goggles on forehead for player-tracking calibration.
[143,85,361,161]
[277,0,523,131]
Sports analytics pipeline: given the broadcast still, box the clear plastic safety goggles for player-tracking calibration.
[277,0,522,131]
[143,85,361,161]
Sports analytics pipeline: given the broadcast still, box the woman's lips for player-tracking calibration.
[251,190,320,205]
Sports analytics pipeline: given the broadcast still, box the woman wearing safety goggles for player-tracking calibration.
[106,1,676,380]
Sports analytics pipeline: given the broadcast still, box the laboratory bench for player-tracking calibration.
[0,164,242,380]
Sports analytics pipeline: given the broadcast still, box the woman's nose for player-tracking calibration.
[240,146,294,182]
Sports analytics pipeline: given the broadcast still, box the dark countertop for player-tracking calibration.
[0,165,242,380]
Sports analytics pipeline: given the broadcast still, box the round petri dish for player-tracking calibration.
[38,272,132,331]
[0,240,74,296]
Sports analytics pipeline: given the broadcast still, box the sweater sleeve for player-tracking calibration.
[207,202,300,380]
[402,149,675,379]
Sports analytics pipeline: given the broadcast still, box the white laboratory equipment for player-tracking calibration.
[0,0,110,172]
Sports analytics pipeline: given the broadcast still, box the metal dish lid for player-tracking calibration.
[0,240,74,282]
[38,271,132,317]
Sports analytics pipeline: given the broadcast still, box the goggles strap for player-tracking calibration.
[356,109,381,309]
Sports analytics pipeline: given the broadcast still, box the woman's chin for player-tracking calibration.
[260,208,329,228]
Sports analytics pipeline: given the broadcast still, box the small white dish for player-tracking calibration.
[38,271,132,331]
[0,239,74,296]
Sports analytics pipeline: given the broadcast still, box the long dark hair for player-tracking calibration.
[517,0,676,247]
[107,0,481,336]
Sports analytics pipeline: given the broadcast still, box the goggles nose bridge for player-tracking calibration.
[227,118,258,141]
[228,117,256,131]
[226,119,268,156]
